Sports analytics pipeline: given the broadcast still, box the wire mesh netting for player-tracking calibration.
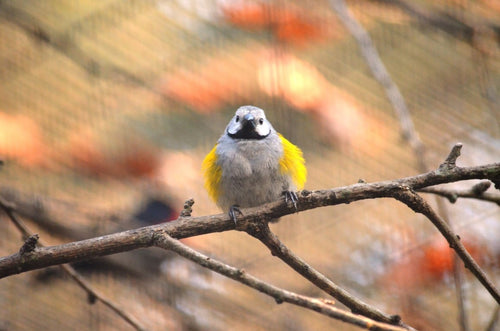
[0,1,499,330]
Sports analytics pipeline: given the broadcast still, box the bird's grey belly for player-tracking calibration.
[218,169,291,210]
[215,138,292,211]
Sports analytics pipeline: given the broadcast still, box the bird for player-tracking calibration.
[202,105,306,223]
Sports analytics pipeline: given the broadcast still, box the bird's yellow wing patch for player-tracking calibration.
[278,133,306,189]
[202,145,222,202]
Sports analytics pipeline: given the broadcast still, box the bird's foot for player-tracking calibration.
[229,205,243,225]
[283,191,299,211]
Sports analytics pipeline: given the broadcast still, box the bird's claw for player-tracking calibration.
[283,191,299,211]
[229,205,243,225]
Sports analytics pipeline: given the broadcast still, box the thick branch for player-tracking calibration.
[1,161,498,279]
[154,232,408,331]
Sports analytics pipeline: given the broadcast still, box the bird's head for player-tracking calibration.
[226,105,272,140]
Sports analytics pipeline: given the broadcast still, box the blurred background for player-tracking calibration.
[0,0,499,330]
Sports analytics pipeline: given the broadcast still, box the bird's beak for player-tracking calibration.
[242,114,256,128]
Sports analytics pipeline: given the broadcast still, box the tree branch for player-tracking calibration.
[486,305,500,331]
[153,232,408,331]
[418,181,500,205]
[1,148,499,308]
[0,162,497,273]
[243,221,408,327]
[380,0,500,47]
[329,0,427,170]
[329,1,483,327]
[392,190,500,304]
[0,197,147,331]
[0,1,152,88]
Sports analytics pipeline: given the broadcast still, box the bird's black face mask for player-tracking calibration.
[227,118,270,140]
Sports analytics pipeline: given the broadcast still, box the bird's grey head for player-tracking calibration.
[225,105,273,140]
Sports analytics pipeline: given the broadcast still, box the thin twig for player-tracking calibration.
[485,305,499,331]
[329,0,427,170]
[436,144,470,331]
[382,0,500,47]
[440,143,463,170]
[330,1,476,327]
[0,2,153,90]
[244,221,411,328]
[418,182,500,205]
[452,243,470,331]
[153,232,408,331]
[0,197,147,331]
[392,190,500,304]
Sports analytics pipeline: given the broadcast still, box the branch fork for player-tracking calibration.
[1,143,499,331]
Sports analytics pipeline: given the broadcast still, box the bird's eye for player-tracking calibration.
[259,118,264,125]
[235,115,239,122]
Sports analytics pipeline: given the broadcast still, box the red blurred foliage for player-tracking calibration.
[257,52,384,150]
[222,2,269,29]
[164,70,225,113]
[422,240,455,278]
[119,146,160,178]
[67,128,161,179]
[274,14,325,45]
[161,46,259,113]
[221,2,333,46]
[383,236,492,290]
[421,238,486,279]
[68,128,108,175]
[0,112,47,168]
[165,48,379,148]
